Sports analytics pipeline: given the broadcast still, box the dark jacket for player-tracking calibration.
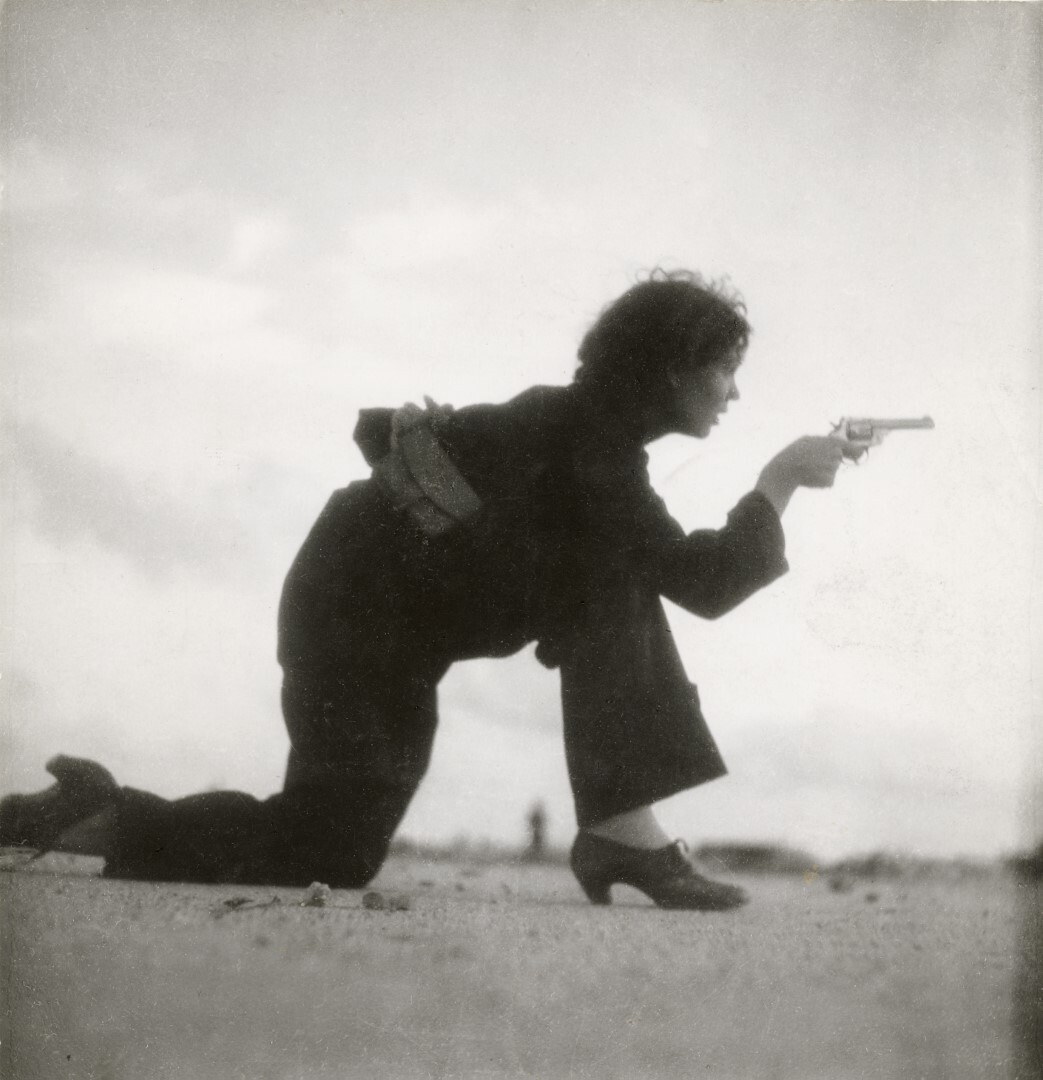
[327,382,788,670]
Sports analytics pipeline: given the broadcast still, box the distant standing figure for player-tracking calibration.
[526,801,548,862]
[1,270,855,910]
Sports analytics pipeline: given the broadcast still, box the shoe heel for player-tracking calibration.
[573,870,612,906]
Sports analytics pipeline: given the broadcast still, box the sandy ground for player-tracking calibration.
[1,853,1037,1080]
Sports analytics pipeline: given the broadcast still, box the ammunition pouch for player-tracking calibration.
[372,404,482,537]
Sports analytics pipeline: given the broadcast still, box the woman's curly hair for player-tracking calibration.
[575,269,750,406]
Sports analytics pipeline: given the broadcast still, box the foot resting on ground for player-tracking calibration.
[0,755,120,854]
[570,832,749,911]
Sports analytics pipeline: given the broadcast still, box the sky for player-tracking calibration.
[1,0,1040,861]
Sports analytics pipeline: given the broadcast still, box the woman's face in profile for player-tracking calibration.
[668,349,743,439]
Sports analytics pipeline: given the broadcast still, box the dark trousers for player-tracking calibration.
[107,664,443,887]
[105,487,726,887]
[562,582,727,829]
[107,634,724,887]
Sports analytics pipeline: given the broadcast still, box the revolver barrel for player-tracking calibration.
[843,417,934,440]
[862,417,934,431]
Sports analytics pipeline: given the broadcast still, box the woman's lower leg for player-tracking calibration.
[585,804,671,849]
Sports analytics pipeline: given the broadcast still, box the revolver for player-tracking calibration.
[831,416,935,461]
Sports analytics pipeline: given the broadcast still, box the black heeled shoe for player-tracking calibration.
[0,755,120,852]
[570,832,749,911]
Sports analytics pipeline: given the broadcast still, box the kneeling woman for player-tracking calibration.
[1,270,852,909]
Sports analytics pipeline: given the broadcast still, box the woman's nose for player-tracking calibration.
[728,378,740,401]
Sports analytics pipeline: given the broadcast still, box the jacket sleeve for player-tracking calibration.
[575,448,788,620]
[652,491,788,618]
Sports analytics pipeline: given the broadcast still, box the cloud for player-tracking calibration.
[1,139,77,212]
[440,652,562,735]
[4,135,297,293]
[343,188,604,276]
[733,708,1021,804]
[4,417,250,578]
[349,199,506,270]
[72,265,270,348]
[0,668,49,787]
[225,213,290,275]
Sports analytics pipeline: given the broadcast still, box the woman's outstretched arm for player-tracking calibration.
[655,433,857,617]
